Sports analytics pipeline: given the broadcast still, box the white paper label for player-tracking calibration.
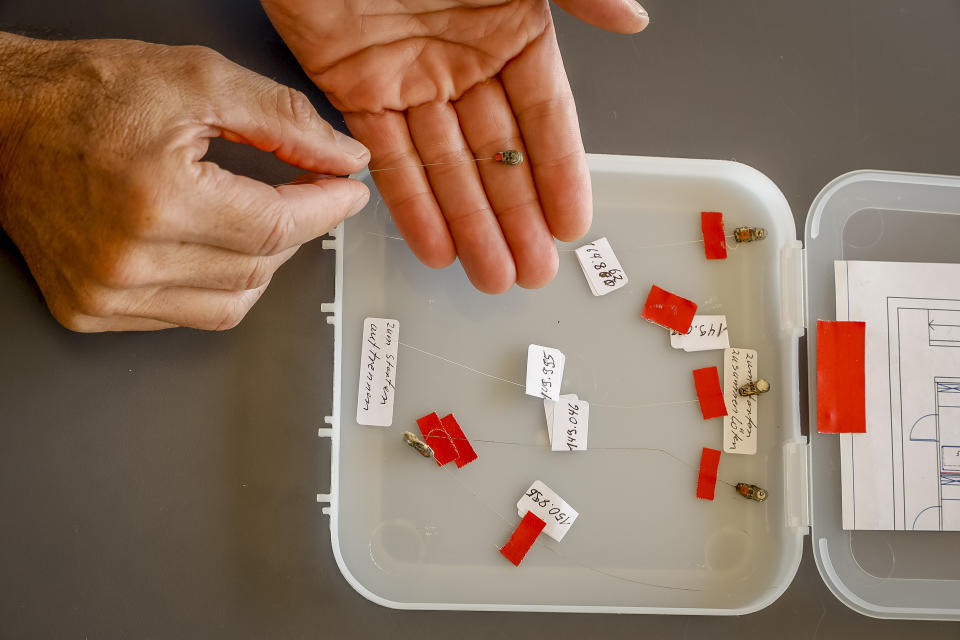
[516,480,579,542]
[551,398,589,452]
[669,315,730,352]
[723,347,758,454]
[525,344,565,401]
[544,394,578,445]
[574,237,628,296]
[355,317,399,426]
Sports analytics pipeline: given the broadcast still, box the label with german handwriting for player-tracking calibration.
[355,317,399,427]
[723,347,758,454]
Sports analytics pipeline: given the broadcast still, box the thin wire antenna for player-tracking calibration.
[367,157,496,174]
[269,157,498,188]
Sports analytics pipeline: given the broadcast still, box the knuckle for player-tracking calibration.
[72,281,116,318]
[56,313,97,333]
[46,299,94,333]
[115,172,168,239]
[277,86,320,131]
[90,246,146,289]
[174,46,229,90]
[179,45,225,72]
[256,201,296,255]
[243,256,274,290]
[213,295,255,331]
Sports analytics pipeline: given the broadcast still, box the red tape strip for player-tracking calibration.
[701,211,727,260]
[641,285,698,334]
[440,413,478,468]
[417,412,458,466]
[500,511,546,567]
[696,447,722,500]
[816,320,867,434]
[693,366,728,419]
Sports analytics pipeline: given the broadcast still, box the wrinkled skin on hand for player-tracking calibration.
[263,0,648,293]
[0,34,370,331]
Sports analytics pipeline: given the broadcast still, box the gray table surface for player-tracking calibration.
[2,1,959,638]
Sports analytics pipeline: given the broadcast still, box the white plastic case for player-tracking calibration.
[320,155,960,618]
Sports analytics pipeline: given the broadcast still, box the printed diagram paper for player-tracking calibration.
[835,261,960,530]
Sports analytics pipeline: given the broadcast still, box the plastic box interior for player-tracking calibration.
[329,155,803,614]
[806,171,960,619]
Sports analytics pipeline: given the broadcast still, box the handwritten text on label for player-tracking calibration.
[544,394,578,445]
[517,480,579,542]
[355,318,399,427]
[723,347,758,454]
[574,237,628,296]
[670,315,730,352]
[551,398,589,451]
[525,344,565,401]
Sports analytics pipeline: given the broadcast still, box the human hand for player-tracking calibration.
[262,0,648,293]
[0,34,370,332]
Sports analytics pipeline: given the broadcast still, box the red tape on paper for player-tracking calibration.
[641,285,698,334]
[500,511,546,567]
[417,412,458,466]
[693,366,728,419]
[696,447,722,500]
[701,211,727,260]
[816,320,866,434]
[440,413,478,468]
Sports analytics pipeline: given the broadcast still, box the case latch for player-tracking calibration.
[780,241,805,336]
[782,439,810,531]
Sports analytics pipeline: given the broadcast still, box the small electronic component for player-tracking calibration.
[402,431,433,458]
[736,483,768,502]
[733,226,767,243]
[494,150,524,166]
[738,378,771,397]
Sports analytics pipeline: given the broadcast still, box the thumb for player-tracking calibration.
[207,64,370,176]
[552,0,650,34]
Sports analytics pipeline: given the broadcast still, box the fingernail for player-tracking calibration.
[333,129,369,160]
[634,2,650,24]
[348,187,370,217]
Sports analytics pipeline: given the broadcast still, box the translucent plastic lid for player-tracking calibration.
[805,170,960,620]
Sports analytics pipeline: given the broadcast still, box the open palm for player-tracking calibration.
[263,0,648,293]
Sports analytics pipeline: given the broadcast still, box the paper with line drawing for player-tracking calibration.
[835,261,960,530]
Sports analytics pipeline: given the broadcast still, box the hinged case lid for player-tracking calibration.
[804,170,960,620]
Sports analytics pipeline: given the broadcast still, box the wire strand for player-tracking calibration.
[368,157,495,174]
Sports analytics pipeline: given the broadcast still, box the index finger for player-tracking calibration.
[171,164,369,255]
[500,21,592,242]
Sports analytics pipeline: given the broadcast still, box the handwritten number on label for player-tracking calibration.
[575,237,628,296]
